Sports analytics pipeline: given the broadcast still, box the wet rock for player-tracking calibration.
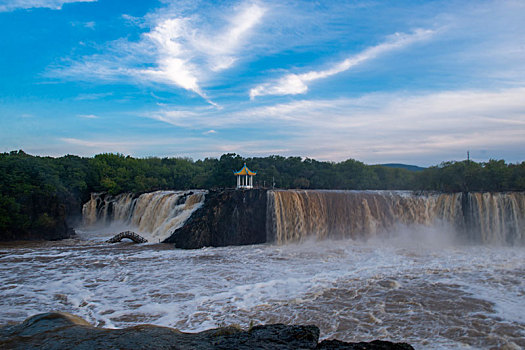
[164,189,268,248]
[317,339,414,349]
[0,312,414,350]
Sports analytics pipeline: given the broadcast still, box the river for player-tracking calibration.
[1,232,523,349]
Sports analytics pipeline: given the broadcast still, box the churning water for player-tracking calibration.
[1,236,524,349]
[1,190,524,349]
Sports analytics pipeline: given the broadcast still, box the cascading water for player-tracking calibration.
[267,190,525,245]
[82,190,206,242]
[5,190,524,348]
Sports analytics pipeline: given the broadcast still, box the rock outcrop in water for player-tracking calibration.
[0,312,414,350]
[164,189,268,248]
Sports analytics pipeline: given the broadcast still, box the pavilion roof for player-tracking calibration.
[233,163,256,176]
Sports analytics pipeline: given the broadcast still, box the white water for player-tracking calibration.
[1,236,524,349]
[2,190,524,348]
[81,190,206,242]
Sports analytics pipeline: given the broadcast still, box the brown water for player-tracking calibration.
[1,237,523,349]
[82,190,206,242]
[2,189,524,349]
[268,190,525,245]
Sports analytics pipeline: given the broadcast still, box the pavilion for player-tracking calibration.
[234,163,256,189]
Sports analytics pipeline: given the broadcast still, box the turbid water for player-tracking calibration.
[1,234,523,349]
[1,189,524,349]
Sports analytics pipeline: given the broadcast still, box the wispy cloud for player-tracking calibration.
[247,88,525,163]
[51,1,265,105]
[250,29,435,99]
[0,0,96,12]
[74,92,113,100]
[147,87,525,164]
[77,114,99,119]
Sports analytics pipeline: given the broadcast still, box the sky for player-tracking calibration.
[0,0,524,166]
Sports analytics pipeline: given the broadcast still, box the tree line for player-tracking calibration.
[1,150,524,239]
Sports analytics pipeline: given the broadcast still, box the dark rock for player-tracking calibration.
[0,312,316,350]
[0,312,413,350]
[317,339,414,349]
[0,312,415,350]
[0,192,77,242]
[164,189,268,248]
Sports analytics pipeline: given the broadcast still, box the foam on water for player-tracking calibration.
[1,235,524,349]
[81,190,206,242]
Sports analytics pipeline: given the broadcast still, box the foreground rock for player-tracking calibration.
[0,312,414,350]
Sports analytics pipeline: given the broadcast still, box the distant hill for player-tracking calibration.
[377,163,425,171]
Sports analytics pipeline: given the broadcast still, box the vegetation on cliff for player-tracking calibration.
[1,150,524,240]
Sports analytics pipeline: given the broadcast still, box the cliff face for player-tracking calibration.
[164,189,267,248]
[0,193,77,242]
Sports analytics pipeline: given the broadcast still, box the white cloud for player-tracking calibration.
[0,0,96,12]
[249,88,525,163]
[194,3,266,72]
[77,114,99,119]
[249,29,435,99]
[147,109,201,127]
[140,17,203,96]
[51,1,265,105]
[147,87,525,164]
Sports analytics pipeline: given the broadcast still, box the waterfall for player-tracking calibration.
[267,190,524,245]
[82,190,206,242]
[462,192,525,245]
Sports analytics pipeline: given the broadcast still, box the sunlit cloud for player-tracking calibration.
[250,29,435,99]
[148,87,525,164]
[0,0,96,12]
[247,88,525,162]
[51,1,266,105]
[3,0,525,165]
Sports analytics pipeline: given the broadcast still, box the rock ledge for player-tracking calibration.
[1,312,414,350]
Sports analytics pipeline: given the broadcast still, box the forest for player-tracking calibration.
[1,150,524,240]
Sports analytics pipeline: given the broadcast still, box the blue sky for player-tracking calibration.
[1,0,524,166]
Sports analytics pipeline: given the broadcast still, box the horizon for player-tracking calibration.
[7,148,521,169]
[1,0,524,167]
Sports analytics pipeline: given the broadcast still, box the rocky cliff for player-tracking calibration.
[164,189,268,248]
[0,192,77,242]
[0,312,414,349]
